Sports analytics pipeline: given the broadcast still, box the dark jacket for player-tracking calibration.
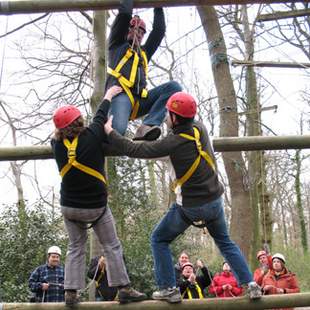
[105,0,165,96]
[177,266,212,299]
[51,100,114,209]
[87,256,118,301]
[107,121,224,207]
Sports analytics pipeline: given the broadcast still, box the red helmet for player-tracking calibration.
[166,92,197,118]
[53,105,81,129]
[256,250,267,260]
[130,15,146,33]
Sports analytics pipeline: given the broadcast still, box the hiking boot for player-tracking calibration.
[246,282,262,299]
[65,290,79,307]
[118,287,147,304]
[133,124,161,141]
[152,287,181,303]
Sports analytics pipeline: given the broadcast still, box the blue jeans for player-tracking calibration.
[110,81,182,135]
[151,197,253,289]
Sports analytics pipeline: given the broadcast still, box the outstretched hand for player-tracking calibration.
[104,116,114,135]
[104,85,123,102]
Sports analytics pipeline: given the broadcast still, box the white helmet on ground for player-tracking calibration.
[272,253,285,263]
[47,246,61,256]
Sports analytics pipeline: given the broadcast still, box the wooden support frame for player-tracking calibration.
[1,293,310,309]
[0,0,309,15]
[231,60,310,69]
[0,135,309,161]
[257,8,310,22]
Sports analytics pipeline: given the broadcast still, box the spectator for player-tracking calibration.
[87,256,118,301]
[28,246,64,302]
[178,260,212,299]
[174,252,190,282]
[253,250,272,286]
[209,262,243,298]
[262,253,299,299]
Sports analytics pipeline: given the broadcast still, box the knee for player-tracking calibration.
[166,81,182,93]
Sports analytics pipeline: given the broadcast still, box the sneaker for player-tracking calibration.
[133,125,161,141]
[152,287,181,303]
[65,290,79,307]
[118,287,147,304]
[246,282,262,299]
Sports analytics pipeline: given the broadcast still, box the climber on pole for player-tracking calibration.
[106,0,182,141]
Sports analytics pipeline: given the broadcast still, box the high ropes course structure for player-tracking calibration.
[0,0,310,309]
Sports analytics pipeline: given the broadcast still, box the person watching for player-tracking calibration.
[28,246,64,302]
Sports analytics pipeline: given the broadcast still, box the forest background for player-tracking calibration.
[0,1,309,302]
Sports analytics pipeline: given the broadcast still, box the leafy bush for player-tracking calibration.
[0,203,67,302]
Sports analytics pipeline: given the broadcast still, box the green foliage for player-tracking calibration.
[0,203,67,302]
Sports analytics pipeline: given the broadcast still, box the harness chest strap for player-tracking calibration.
[181,283,204,299]
[60,136,106,184]
[172,127,216,191]
[107,48,148,120]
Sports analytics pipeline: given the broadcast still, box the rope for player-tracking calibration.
[0,16,8,90]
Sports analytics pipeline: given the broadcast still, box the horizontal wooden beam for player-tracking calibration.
[1,293,310,309]
[257,8,310,22]
[231,60,310,68]
[0,135,309,161]
[0,0,309,15]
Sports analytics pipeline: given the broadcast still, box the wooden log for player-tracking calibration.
[1,293,310,309]
[0,135,310,161]
[257,8,310,22]
[0,0,309,15]
[231,60,310,69]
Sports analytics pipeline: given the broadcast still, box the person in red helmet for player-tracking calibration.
[105,0,182,141]
[103,91,262,303]
[253,249,272,286]
[51,86,146,307]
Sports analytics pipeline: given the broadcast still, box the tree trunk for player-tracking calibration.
[197,6,252,259]
[294,149,308,253]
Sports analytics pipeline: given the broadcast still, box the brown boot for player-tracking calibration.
[133,124,161,141]
[65,290,79,307]
[118,286,147,304]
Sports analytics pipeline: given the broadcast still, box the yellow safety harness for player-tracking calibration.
[181,283,204,300]
[60,136,106,184]
[172,127,216,191]
[107,48,148,120]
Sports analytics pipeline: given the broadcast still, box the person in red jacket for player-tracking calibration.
[262,253,299,295]
[209,262,243,298]
[253,250,272,286]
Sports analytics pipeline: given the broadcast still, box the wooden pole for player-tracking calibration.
[231,60,310,69]
[1,293,310,309]
[0,135,310,161]
[257,8,310,22]
[0,0,308,15]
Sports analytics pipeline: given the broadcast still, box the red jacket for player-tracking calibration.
[261,268,299,310]
[254,254,273,286]
[261,268,299,295]
[209,272,243,298]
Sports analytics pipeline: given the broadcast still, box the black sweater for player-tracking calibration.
[105,0,165,96]
[107,121,224,207]
[51,100,112,209]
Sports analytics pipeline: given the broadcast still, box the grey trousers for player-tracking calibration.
[61,206,130,290]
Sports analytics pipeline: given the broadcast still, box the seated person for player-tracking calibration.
[209,262,243,298]
[174,252,190,282]
[253,249,272,286]
[177,260,212,299]
[262,253,299,296]
[87,256,118,301]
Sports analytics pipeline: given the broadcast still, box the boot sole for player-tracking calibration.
[152,295,182,303]
[133,127,161,141]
